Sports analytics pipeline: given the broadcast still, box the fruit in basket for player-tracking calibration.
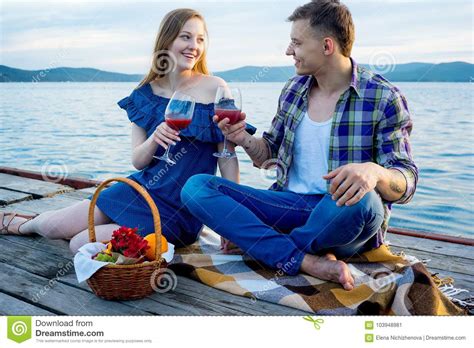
[94,251,117,263]
[144,233,169,261]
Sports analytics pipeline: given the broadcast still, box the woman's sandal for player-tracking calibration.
[0,212,38,235]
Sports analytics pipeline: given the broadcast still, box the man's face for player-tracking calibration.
[286,19,325,75]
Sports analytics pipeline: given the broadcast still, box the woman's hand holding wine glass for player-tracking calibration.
[153,122,181,150]
[154,91,196,165]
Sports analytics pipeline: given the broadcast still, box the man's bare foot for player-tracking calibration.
[300,253,355,291]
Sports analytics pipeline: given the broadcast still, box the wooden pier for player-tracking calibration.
[0,167,472,315]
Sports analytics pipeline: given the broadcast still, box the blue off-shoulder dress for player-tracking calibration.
[92,83,256,247]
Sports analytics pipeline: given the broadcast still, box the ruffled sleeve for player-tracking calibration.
[117,87,161,132]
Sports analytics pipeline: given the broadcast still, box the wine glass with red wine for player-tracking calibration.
[213,86,242,158]
[154,91,195,165]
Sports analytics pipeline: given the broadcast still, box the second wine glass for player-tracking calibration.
[154,91,195,165]
[213,86,242,158]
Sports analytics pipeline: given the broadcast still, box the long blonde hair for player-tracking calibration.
[138,9,210,88]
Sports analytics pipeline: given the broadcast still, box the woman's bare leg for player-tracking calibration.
[12,199,112,239]
[69,224,121,253]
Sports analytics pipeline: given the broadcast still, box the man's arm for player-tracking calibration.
[324,162,409,206]
[239,132,272,168]
[374,90,418,204]
[375,167,408,202]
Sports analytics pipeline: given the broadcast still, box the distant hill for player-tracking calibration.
[1,62,472,83]
[375,62,473,82]
[0,65,143,82]
[215,62,474,82]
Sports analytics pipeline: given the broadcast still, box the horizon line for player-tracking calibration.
[1,60,472,76]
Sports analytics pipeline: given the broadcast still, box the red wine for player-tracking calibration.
[215,109,241,125]
[166,117,192,130]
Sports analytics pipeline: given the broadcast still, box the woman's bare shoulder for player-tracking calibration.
[189,74,227,103]
[196,74,227,88]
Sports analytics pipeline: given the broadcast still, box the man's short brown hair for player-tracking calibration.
[288,0,355,57]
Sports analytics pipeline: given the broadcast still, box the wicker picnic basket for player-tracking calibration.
[86,177,167,300]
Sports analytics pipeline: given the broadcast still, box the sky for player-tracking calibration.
[1,0,472,74]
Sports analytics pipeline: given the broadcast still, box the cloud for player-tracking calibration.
[0,0,472,73]
[2,28,140,52]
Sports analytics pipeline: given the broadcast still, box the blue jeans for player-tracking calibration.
[181,174,384,275]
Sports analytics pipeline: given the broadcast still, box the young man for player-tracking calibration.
[181,0,418,291]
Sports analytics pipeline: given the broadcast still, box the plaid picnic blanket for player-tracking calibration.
[169,228,466,315]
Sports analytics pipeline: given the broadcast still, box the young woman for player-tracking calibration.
[1,8,254,253]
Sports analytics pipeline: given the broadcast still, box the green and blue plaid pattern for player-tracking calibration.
[261,59,418,246]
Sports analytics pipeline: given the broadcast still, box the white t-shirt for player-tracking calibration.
[286,112,332,194]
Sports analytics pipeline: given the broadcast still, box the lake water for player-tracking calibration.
[0,82,473,238]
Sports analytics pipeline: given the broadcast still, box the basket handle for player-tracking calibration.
[88,177,162,261]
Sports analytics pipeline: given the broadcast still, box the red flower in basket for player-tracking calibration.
[110,226,149,259]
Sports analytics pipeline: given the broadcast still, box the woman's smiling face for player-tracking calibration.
[168,17,206,72]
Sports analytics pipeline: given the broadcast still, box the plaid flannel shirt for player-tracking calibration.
[261,58,418,247]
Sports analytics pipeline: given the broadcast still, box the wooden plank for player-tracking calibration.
[2,235,285,315]
[0,194,81,215]
[0,188,33,205]
[0,292,56,315]
[0,236,74,279]
[0,167,101,190]
[60,190,93,201]
[70,271,254,315]
[58,274,199,316]
[387,233,474,260]
[77,187,99,194]
[389,227,474,246]
[0,173,74,197]
[426,267,474,293]
[389,245,474,276]
[60,273,254,315]
[2,235,233,315]
[0,235,73,259]
[0,263,153,316]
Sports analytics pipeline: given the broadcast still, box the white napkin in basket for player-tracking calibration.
[74,242,175,283]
